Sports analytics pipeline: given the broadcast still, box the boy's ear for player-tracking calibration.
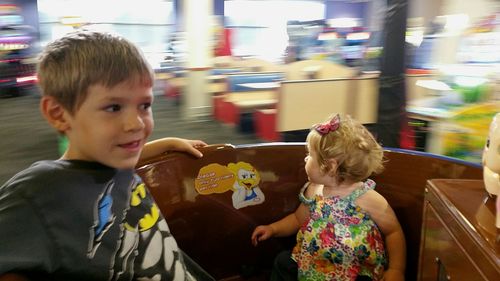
[40,96,71,133]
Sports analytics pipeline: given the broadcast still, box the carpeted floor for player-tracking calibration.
[0,87,264,185]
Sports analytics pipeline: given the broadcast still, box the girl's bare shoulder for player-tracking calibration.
[356,189,390,214]
[303,182,322,198]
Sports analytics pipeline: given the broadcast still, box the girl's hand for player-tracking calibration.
[251,225,274,246]
[382,268,405,281]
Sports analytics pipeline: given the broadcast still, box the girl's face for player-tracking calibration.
[305,144,331,184]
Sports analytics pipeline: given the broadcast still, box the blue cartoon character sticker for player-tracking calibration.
[194,161,265,209]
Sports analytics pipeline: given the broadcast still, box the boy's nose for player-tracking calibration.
[124,112,145,131]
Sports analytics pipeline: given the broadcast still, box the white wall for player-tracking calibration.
[441,0,500,22]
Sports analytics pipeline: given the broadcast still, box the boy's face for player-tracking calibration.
[62,80,154,169]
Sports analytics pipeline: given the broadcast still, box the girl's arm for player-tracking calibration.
[271,203,309,236]
[358,191,406,281]
[251,182,315,246]
[251,203,309,245]
[140,137,207,161]
[268,182,315,236]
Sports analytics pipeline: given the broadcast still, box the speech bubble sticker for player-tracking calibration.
[195,163,235,195]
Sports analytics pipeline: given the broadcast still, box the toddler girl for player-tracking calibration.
[252,114,406,281]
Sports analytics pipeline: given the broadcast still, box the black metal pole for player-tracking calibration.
[376,0,408,148]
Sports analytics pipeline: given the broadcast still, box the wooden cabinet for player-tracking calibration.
[418,179,500,281]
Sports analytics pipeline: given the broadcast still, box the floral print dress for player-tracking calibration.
[291,179,387,281]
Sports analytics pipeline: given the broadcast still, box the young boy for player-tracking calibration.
[0,30,208,280]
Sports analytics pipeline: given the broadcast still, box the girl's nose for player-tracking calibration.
[304,155,309,163]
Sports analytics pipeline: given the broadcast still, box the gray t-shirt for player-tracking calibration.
[0,160,191,280]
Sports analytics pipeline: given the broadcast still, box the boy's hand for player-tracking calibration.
[251,225,274,246]
[140,138,207,162]
[172,138,207,158]
[382,268,404,281]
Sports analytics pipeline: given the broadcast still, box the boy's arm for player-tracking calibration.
[359,191,406,280]
[0,273,31,281]
[140,137,207,161]
[0,195,54,279]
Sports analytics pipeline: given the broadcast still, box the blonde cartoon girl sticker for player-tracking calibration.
[227,162,265,209]
[194,161,265,209]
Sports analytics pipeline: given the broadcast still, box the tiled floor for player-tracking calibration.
[0,87,265,184]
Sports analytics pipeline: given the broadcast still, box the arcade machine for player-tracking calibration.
[285,19,326,62]
[0,4,37,97]
[340,29,369,67]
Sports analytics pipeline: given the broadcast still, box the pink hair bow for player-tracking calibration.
[314,114,340,135]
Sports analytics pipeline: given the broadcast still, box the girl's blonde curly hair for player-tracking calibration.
[307,113,384,182]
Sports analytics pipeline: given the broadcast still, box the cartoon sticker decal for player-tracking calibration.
[195,163,235,194]
[195,162,265,209]
[228,162,265,209]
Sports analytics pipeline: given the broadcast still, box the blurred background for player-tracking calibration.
[2,0,500,184]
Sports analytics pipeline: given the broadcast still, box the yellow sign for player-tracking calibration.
[194,163,235,195]
[441,103,500,162]
[194,161,266,209]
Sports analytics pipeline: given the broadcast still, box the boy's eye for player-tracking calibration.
[140,103,152,111]
[105,104,121,112]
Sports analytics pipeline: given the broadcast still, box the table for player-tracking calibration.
[237,82,280,90]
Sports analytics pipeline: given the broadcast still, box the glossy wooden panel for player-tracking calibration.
[136,144,483,280]
[137,144,307,280]
[419,179,500,281]
[371,150,482,281]
[419,204,483,281]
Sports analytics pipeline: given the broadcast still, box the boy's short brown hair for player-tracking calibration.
[37,30,154,114]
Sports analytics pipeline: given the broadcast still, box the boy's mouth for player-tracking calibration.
[119,140,141,151]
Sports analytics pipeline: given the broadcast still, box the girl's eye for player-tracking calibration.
[140,103,152,111]
[105,104,121,112]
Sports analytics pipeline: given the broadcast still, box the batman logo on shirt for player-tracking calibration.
[124,183,160,231]
[111,180,185,280]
